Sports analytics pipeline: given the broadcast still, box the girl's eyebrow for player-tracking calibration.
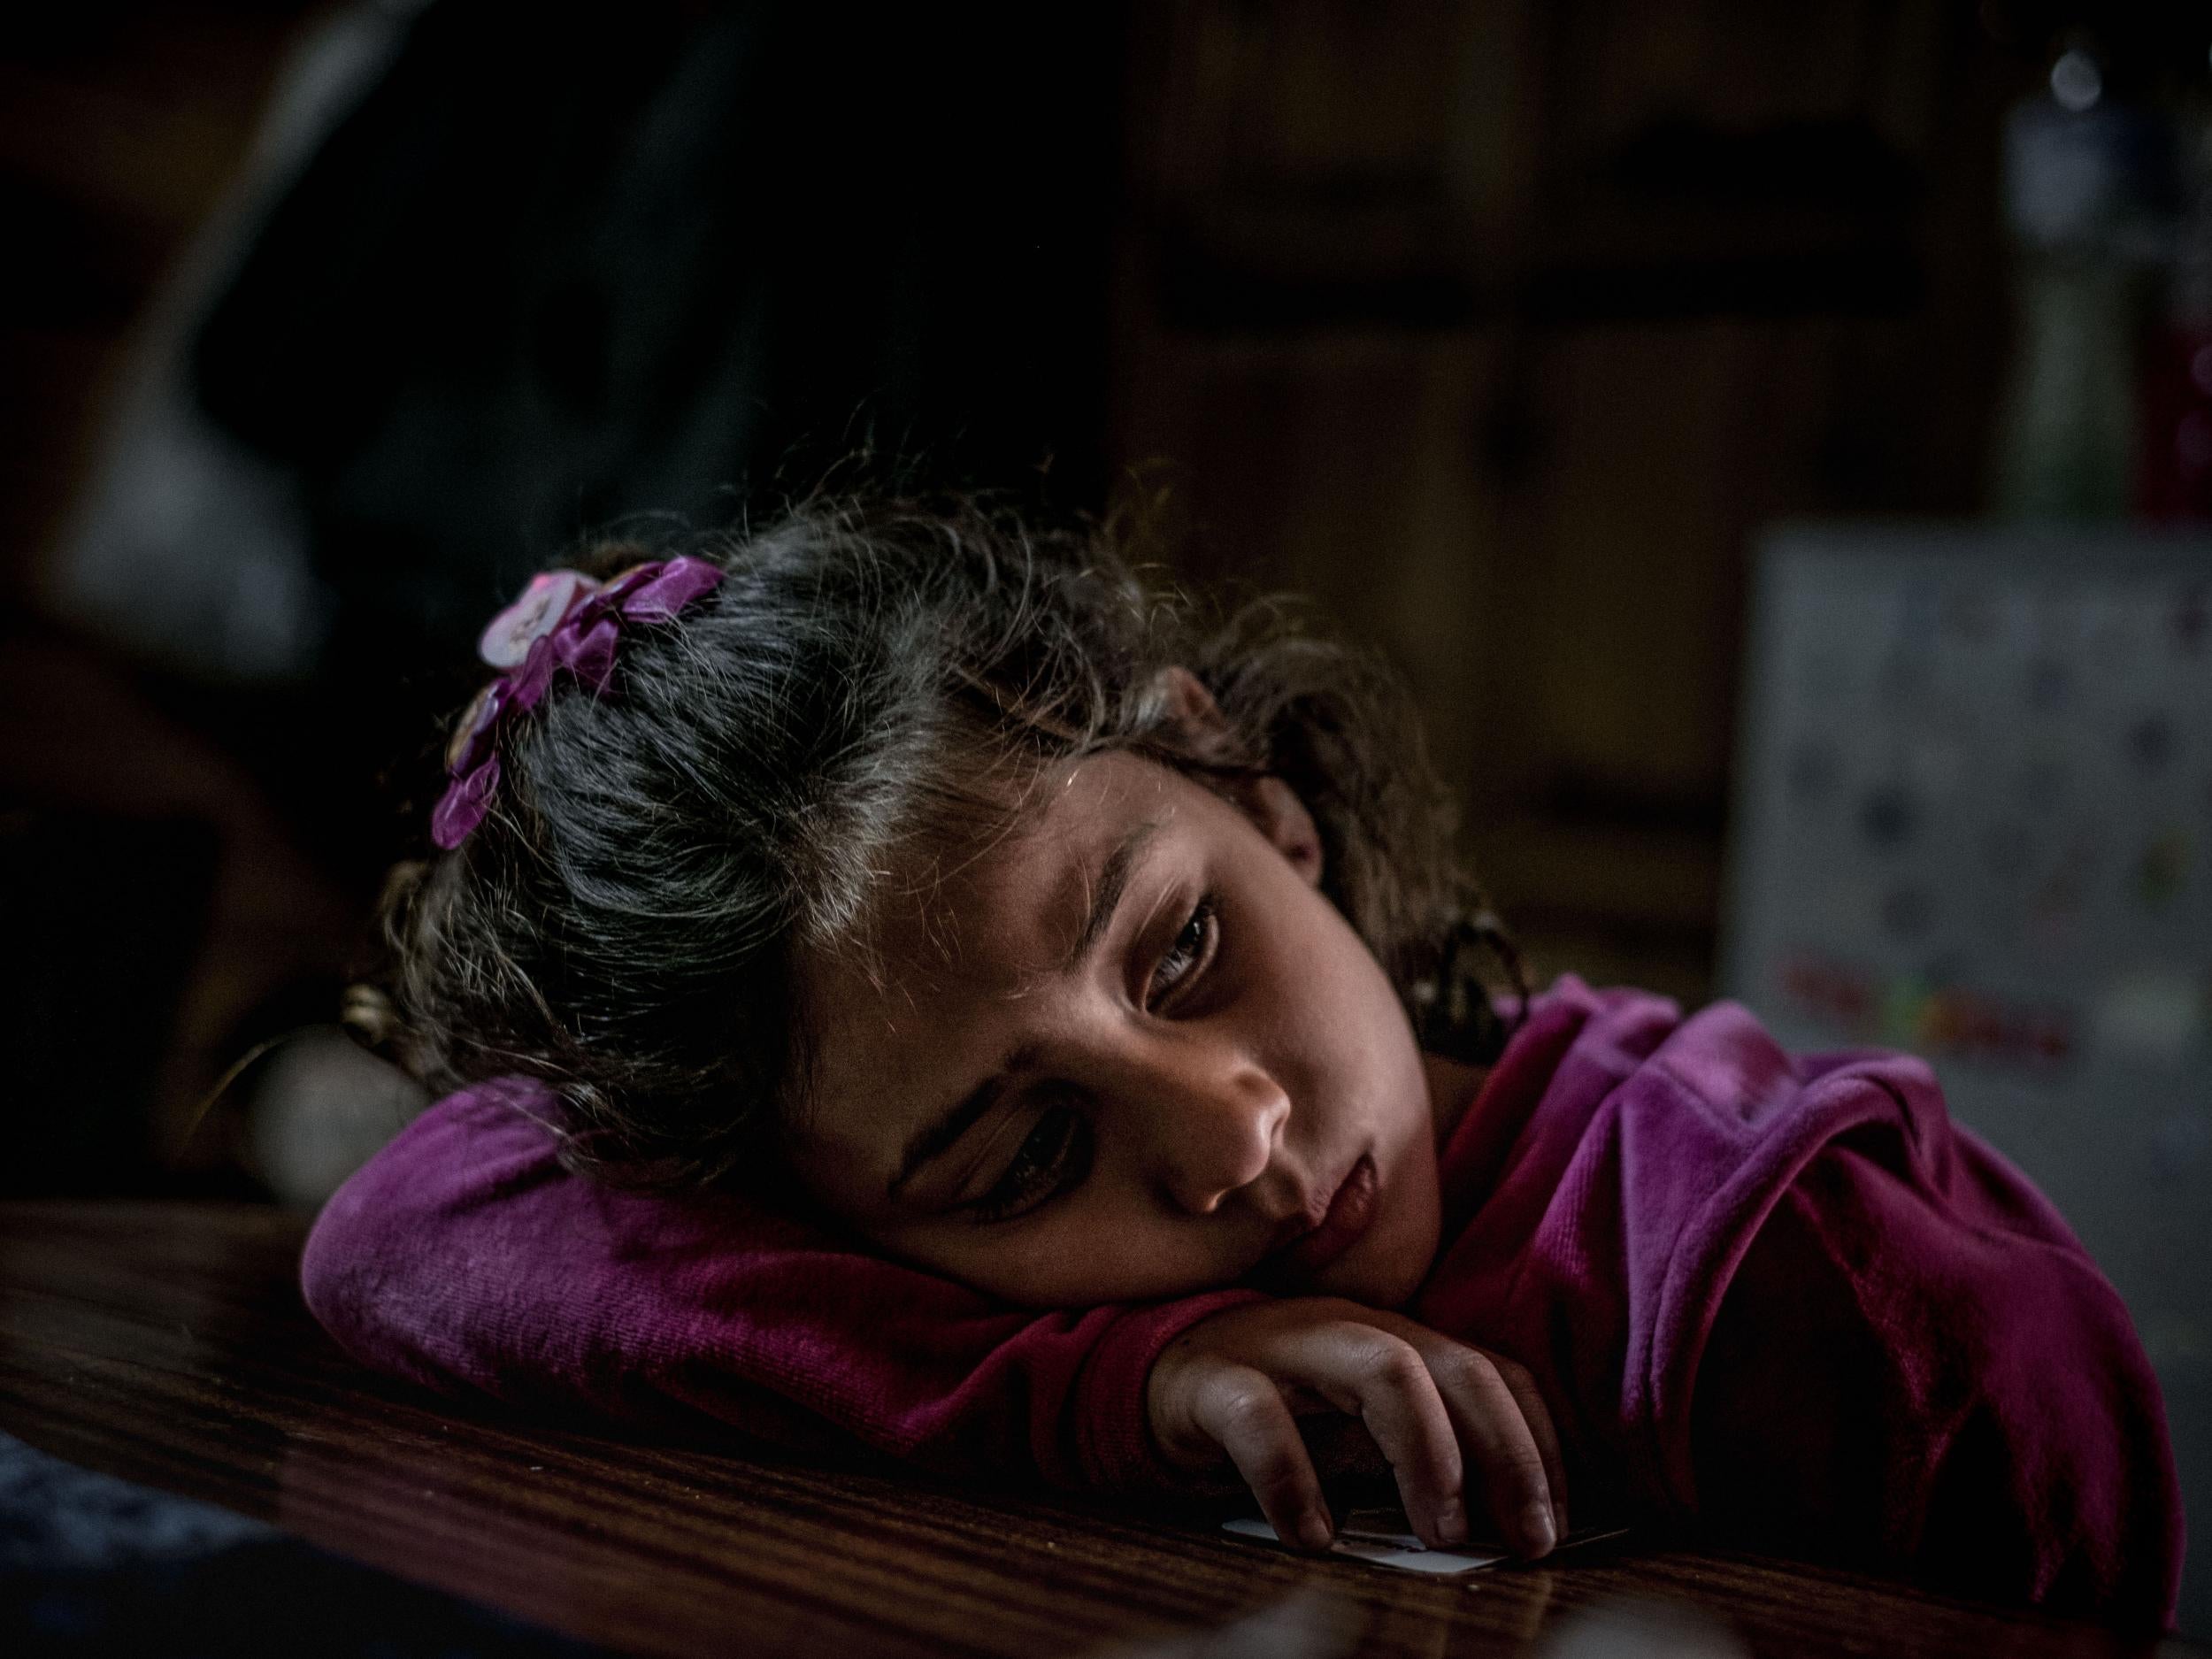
[1056,816,1164,973]
[887,816,1165,1202]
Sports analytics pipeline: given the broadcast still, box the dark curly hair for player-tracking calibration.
[370,491,1522,1190]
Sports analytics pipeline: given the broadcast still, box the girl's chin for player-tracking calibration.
[1309,1226,1434,1307]
[1321,1191,1440,1306]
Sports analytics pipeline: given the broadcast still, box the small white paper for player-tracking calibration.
[1221,1517,1509,1575]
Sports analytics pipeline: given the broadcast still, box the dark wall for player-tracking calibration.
[0,0,2200,1187]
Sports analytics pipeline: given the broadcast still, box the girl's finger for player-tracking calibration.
[1410,1338,1557,1556]
[1294,1327,1467,1548]
[1488,1353,1571,1541]
[1189,1363,1335,1551]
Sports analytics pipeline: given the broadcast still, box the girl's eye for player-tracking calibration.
[1148,893,1220,1009]
[970,1104,1093,1224]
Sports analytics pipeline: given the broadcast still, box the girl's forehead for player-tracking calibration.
[801,754,1197,1041]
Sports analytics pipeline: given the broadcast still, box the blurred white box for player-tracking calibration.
[1721,521,2212,1631]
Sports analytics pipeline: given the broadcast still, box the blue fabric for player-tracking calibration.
[0,1432,600,1655]
[1,1432,270,1572]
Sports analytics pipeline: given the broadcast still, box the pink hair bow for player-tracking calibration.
[431,556,725,849]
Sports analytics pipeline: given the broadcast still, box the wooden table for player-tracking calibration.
[0,1202,2197,1658]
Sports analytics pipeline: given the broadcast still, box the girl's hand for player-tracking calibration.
[1147,1299,1568,1557]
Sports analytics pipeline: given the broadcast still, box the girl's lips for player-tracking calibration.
[1276,1154,1379,1278]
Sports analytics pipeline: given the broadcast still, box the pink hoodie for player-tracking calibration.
[303,979,2183,1625]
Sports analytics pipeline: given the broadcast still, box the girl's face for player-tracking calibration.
[789,749,1445,1309]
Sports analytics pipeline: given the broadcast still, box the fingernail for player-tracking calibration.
[1521,1502,1556,1557]
[1553,1499,1571,1540]
[1298,1509,1335,1552]
[1434,1500,1467,1546]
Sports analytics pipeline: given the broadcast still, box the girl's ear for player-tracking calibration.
[1246,774,1325,887]
[1153,665,1225,739]
[1153,667,1325,888]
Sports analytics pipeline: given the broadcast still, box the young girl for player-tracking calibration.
[303,495,2184,1628]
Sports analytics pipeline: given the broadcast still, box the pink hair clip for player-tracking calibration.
[431,556,725,849]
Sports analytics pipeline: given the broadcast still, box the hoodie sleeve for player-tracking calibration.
[1687,1129,2185,1630]
[1417,983,2182,1629]
[299,1080,1261,1494]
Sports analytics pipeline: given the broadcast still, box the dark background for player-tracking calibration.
[1,0,2204,1196]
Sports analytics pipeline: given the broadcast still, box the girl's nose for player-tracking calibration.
[1140,1041,1291,1216]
